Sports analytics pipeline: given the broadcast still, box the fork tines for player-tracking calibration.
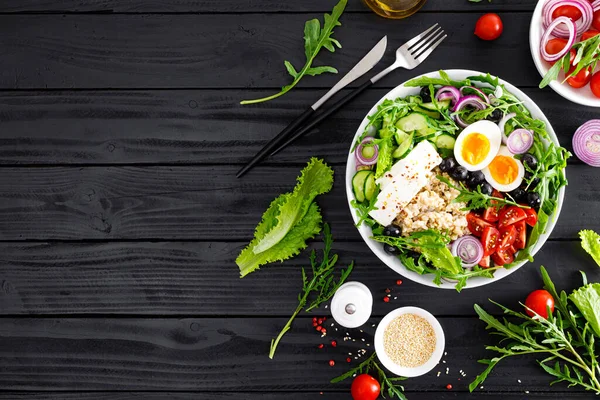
[405,24,447,63]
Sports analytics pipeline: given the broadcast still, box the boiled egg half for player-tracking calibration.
[482,146,524,192]
[453,120,502,171]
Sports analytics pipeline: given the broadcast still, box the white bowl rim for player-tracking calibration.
[345,69,565,290]
[529,0,600,107]
[374,306,445,377]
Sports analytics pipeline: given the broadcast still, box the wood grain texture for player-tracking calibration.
[0,12,541,89]
[0,165,595,241]
[1,241,599,316]
[0,0,538,13]
[0,317,587,392]
[0,88,590,165]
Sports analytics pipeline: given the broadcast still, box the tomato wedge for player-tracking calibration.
[513,221,527,250]
[524,207,538,227]
[467,213,495,237]
[499,224,517,250]
[482,207,501,223]
[507,244,518,254]
[567,66,592,89]
[582,30,600,41]
[479,255,491,268]
[492,248,514,266]
[481,226,500,256]
[498,206,527,229]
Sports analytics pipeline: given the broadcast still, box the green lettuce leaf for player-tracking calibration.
[569,283,600,337]
[579,230,600,267]
[236,202,323,278]
[253,158,333,254]
[416,232,463,275]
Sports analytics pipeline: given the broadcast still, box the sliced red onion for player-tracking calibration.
[593,0,600,11]
[459,86,489,103]
[506,129,534,154]
[451,236,484,269]
[355,137,379,166]
[498,112,517,144]
[452,95,488,128]
[573,119,600,167]
[540,16,577,62]
[542,0,592,38]
[435,86,461,105]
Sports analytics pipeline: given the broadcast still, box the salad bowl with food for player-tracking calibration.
[346,70,570,291]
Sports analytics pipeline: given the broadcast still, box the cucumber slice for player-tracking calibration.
[436,134,456,150]
[352,170,371,203]
[363,173,377,202]
[415,106,440,119]
[394,128,409,145]
[396,113,435,137]
[393,132,414,159]
[421,99,451,111]
[378,127,395,139]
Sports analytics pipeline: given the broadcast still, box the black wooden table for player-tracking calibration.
[1,1,600,399]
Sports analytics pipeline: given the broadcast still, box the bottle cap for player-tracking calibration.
[331,281,373,328]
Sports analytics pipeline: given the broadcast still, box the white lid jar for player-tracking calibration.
[330,281,373,328]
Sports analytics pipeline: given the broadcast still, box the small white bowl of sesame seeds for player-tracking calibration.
[374,306,445,378]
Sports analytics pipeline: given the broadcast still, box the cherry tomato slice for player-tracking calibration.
[567,66,592,89]
[593,10,600,31]
[467,212,495,237]
[524,207,538,227]
[525,289,555,319]
[474,13,503,41]
[513,220,527,250]
[482,207,500,222]
[492,248,514,266]
[479,255,491,268]
[481,226,500,257]
[498,224,517,250]
[552,5,583,21]
[544,38,576,65]
[591,71,600,99]
[498,206,527,229]
[582,30,600,41]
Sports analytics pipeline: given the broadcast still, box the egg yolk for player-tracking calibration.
[488,155,519,184]
[461,133,490,165]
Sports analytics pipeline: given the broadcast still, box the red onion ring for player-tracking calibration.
[498,112,517,144]
[451,235,484,269]
[355,137,379,166]
[435,86,461,105]
[459,86,489,103]
[452,95,488,128]
[506,129,534,154]
[573,119,600,167]
[540,16,577,62]
[542,0,592,38]
[593,0,600,11]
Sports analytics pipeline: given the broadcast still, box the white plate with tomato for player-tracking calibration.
[530,0,600,106]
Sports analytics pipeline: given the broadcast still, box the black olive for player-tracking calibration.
[407,250,421,262]
[467,171,485,189]
[420,86,433,103]
[486,109,503,122]
[450,165,469,181]
[383,224,402,237]
[526,192,541,209]
[384,244,401,256]
[439,157,457,172]
[479,182,493,196]
[508,187,525,202]
[522,170,541,189]
[521,153,538,171]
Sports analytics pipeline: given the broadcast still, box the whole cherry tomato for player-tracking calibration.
[475,13,503,41]
[525,290,555,318]
[590,71,600,98]
[351,374,380,400]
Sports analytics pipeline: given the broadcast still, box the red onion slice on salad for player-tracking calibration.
[506,129,534,154]
[451,236,484,269]
[435,86,461,105]
[355,137,379,166]
[453,95,488,128]
[542,0,592,38]
[593,0,600,11]
[540,16,577,62]
[498,112,517,144]
[573,120,600,167]
[459,86,490,103]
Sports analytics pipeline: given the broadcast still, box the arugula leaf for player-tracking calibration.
[254,158,333,253]
[236,158,333,277]
[580,230,600,267]
[569,284,600,338]
[437,175,527,211]
[240,0,346,104]
[404,70,471,88]
[375,137,394,178]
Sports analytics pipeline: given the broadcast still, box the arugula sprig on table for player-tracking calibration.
[331,352,407,399]
[471,230,600,394]
[240,0,347,104]
[269,224,353,359]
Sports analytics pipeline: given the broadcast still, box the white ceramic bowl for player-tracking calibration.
[374,307,445,377]
[529,0,600,107]
[345,69,565,289]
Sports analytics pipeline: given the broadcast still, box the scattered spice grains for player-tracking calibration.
[329,360,335,367]
[331,340,337,347]
[446,384,452,390]
[318,343,324,349]
[346,357,352,363]
[383,297,390,303]
[383,314,436,368]
[396,279,403,285]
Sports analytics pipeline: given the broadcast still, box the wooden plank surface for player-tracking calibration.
[0,88,591,166]
[0,12,542,89]
[0,165,595,241]
[0,317,586,392]
[0,0,538,13]
[1,241,598,316]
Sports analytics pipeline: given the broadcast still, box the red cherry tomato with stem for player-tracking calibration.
[351,374,380,400]
[525,290,555,318]
[475,13,503,41]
